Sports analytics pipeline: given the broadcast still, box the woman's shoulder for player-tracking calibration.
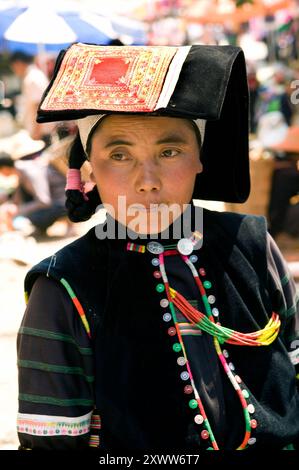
[201,206,268,241]
[24,226,106,297]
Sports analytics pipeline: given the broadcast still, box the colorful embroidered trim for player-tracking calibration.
[40,43,177,113]
[17,411,92,437]
[60,277,91,338]
[126,242,146,253]
[169,286,281,346]
[88,412,101,448]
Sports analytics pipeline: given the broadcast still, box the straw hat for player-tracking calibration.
[269,126,299,154]
[0,129,45,160]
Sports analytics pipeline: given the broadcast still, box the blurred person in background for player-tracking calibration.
[267,126,299,242]
[0,131,69,237]
[9,51,56,146]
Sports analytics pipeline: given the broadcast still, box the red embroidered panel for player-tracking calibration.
[41,43,178,113]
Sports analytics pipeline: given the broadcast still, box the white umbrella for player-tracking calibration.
[0,0,116,55]
[4,5,77,44]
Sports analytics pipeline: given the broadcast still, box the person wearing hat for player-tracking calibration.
[17,43,299,451]
[0,130,67,236]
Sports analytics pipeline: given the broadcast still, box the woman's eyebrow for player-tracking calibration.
[104,138,133,148]
[156,134,189,145]
[103,134,189,148]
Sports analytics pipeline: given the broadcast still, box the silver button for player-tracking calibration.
[177,238,194,255]
[151,258,160,266]
[212,308,219,317]
[248,437,256,445]
[147,241,164,254]
[208,295,216,304]
[247,404,255,414]
[190,254,198,263]
[180,371,189,381]
[194,414,204,425]
[160,299,169,308]
[228,362,235,371]
[177,356,186,366]
[163,312,172,322]
[223,350,229,358]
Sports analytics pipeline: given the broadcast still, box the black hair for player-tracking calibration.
[108,38,124,46]
[65,133,101,223]
[10,51,34,64]
[0,153,15,168]
[65,118,202,223]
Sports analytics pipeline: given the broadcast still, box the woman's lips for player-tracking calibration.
[130,204,162,212]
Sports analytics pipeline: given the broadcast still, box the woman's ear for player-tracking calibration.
[196,154,203,174]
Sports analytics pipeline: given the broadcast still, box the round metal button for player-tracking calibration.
[242,389,249,399]
[147,241,164,254]
[199,268,206,276]
[235,375,242,384]
[177,238,194,255]
[228,362,235,371]
[156,283,165,293]
[160,298,169,308]
[190,255,198,263]
[173,343,182,353]
[212,308,219,317]
[177,356,186,366]
[208,295,216,304]
[163,312,172,322]
[248,437,256,446]
[250,419,258,429]
[153,270,162,279]
[180,371,189,381]
[184,385,193,394]
[151,258,160,266]
[194,414,204,425]
[222,349,229,358]
[247,404,255,414]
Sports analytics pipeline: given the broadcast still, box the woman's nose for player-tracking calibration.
[135,162,161,193]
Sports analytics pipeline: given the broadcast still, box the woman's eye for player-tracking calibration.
[161,149,180,158]
[110,153,127,161]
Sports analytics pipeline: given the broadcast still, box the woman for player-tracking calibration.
[17,43,299,451]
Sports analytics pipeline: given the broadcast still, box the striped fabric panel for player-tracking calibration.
[178,323,202,336]
[17,411,93,437]
[19,326,93,356]
[19,394,94,407]
[18,359,95,383]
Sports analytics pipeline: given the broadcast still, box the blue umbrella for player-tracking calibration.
[0,3,116,54]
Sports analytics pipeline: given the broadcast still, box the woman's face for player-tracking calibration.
[89,114,202,235]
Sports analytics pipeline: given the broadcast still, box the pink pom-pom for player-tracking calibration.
[65,169,89,201]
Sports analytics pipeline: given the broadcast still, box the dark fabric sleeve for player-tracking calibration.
[266,233,299,379]
[17,274,95,450]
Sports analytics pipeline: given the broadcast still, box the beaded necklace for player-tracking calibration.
[157,246,280,450]
[127,235,281,451]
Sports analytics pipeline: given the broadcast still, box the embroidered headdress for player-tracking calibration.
[37,42,250,203]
